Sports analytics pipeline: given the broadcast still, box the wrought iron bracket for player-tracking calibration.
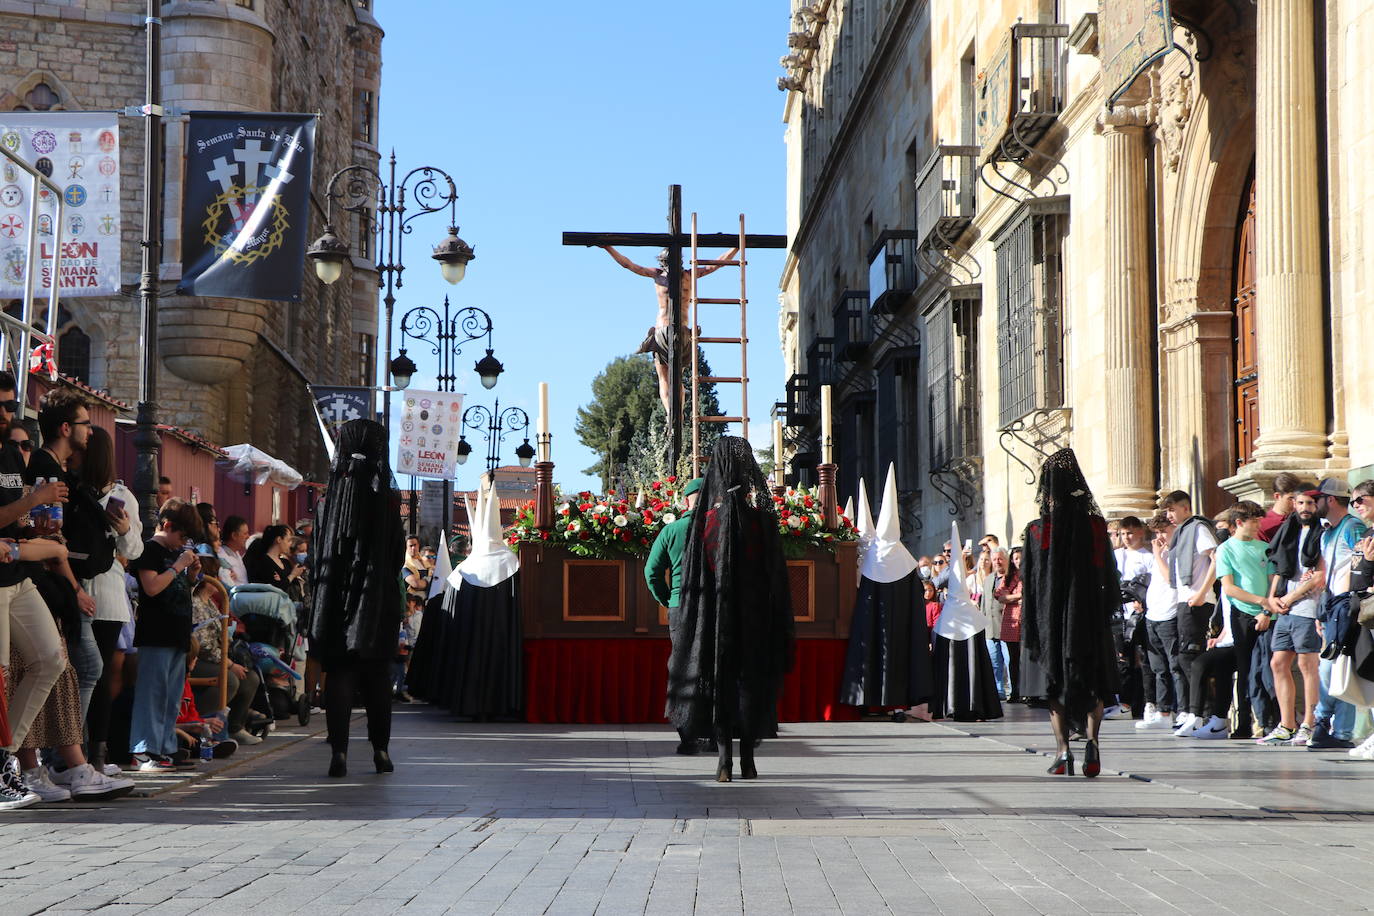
[918,238,980,287]
[996,408,1073,485]
[929,456,983,518]
[978,142,1069,205]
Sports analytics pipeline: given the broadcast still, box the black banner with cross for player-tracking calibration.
[178,112,316,301]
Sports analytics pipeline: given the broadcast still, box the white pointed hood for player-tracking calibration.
[860,464,918,583]
[842,496,854,528]
[428,531,454,601]
[450,476,520,589]
[933,519,989,639]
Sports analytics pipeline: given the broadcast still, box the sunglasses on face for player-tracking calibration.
[12,440,30,451]
[0,399,19,414]
[1355,496,1369,507]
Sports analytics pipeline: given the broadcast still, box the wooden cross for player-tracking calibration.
[563,184,786,472]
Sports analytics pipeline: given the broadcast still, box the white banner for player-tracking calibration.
[0,112,121,297]
[396,389,465,480]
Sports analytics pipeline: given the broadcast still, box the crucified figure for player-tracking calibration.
[599,245,738,415]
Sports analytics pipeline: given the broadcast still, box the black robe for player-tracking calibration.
[409,578,522,720]
[929,632,1004,721]
[840,574,933,707]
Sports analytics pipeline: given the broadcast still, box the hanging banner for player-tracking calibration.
[310,385,373,441]
[0,111,121,297]
[1099,0,1174,108]
[178,112,316,301]
[418,479,447,528]
[395,389,465,480]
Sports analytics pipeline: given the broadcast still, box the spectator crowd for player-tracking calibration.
[0,376,319,810]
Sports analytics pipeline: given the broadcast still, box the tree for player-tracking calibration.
[576,349,727,492]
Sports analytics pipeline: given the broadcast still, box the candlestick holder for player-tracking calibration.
[816,462,838,530]
[534,455,555,532]
[536,431,552,465]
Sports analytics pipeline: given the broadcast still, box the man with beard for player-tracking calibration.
[0,372,72,808]
[1260,489,1324,745]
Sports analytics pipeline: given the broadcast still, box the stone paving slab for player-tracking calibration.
[3,704,1374,914]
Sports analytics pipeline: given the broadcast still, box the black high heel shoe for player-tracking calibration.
[374,749,394,774]
[1083,740,1101,778]
[328,751,347,778]
[1047,750,1074,776]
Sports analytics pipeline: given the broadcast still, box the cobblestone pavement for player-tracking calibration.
[5,704,1374,915]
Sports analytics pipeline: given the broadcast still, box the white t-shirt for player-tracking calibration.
[1116,546,1153,612]
[1170,523,1218,601]
[1145,550,1179,622]
[1284,526,1320,619]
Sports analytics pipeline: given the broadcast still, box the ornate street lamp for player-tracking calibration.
[306,153,475,428]
[457,401,531,473]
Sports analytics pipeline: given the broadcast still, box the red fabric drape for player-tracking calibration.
[522,638,859,724]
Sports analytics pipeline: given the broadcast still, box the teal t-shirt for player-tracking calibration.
[1215,536,1270,616]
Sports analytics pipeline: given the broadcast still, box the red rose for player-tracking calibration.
[566,523,576,532]
[580,530,591,540]
[561,508,570,516]
[668,476,677,483]
[803,497,814,508]
[540,531,550,540]
[780,509,791,519]
[651,481,662,490]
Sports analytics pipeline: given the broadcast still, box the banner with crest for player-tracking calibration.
[0,111,121,297]
[178,112,316,301]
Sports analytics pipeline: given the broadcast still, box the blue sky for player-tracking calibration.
[375,2,789,495]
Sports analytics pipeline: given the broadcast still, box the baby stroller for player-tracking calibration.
[230,583,311,729]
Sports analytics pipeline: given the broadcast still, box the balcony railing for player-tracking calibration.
[831,290,872,362]
[917,145,979,249]
[867,230,921,314]
[976,23,1070,165]
[785,373,812,427]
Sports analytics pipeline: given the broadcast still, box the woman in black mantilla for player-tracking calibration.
[667,436,794,782]
[308,419,405,778]
[1020,448,1120,777]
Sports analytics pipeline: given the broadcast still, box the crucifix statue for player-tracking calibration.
[563,184,785,471]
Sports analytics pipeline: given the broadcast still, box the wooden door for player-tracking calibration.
[1233,173,1258,467]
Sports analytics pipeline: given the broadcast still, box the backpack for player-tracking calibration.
[63,480,116,580]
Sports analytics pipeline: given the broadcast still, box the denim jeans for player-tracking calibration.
[988,639,1010,698]
[68,613,103,722]
[1316,654,1356,740]
[130,646,186,757]
[1145,617,1183,712]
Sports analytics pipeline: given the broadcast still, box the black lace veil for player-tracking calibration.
[666,436,794,738]
[307,419,405,663]
[1020,447,1120,717]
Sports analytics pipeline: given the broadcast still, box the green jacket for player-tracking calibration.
[644,510,693,608]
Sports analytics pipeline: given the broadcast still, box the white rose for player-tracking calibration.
[593,504,608,515]
[787,515,804,529]
[662,512,677,524]
[568,520,581,533]
[614,515,628,527]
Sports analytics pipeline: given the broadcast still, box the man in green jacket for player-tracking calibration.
[645,478,704,754]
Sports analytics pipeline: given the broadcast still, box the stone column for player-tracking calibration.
[1251,0,1327,464]
[1096,106,1157,516]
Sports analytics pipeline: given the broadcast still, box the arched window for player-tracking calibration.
[22,82,59,111]
[58,326,90,382]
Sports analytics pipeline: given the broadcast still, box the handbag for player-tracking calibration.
[1331,629,1374,707]
[1358,592,1374,630]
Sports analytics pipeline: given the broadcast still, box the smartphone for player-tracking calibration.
[106,496,125,515]
[6,541,19,562]
[963,538,973,553]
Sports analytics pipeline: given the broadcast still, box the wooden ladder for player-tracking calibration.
[689,213,748,476]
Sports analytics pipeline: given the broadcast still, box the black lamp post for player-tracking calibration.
[305,152,475,430]
[456,401,533,474]
[391,298,501,535]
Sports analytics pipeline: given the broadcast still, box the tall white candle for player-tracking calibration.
[773,419,784,483]
[538,382,549,434]
[820,385,833,464]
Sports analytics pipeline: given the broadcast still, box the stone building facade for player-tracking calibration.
[778,0,1374,552]
[0,0,384,481]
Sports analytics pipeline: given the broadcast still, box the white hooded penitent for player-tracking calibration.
[860,464,917,584]
[933,518,989,639]
[449,476,519,589]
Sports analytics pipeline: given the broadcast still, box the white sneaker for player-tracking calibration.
[21,767,71,803]
[100,763,124,777]
[1349,734,1374,760]
[1135,704,1161,729]
[232,729,263,746]
[64,763,136,800]
[1190,715,1230,739]
[1172,713,1199,736]
[1102,704,1128,720]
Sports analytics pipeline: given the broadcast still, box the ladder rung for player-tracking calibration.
[694,258,744,267]
[695,297,743,305]
[696,336,744,344]
[700,376,746,384]
[700,416,746,424]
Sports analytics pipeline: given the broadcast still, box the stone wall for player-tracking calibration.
[0,0,383,482]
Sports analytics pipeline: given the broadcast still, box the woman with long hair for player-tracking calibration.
[308,420,404,778]
[76,426,141,774]
[667,436,794,782]
[993,549,1023,701]
[243,524,303,592]
[1020,449,1121,777]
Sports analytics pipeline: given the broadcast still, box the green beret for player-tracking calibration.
[683,478,704,497]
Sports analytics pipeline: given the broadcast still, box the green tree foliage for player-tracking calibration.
[575,349,726,492]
